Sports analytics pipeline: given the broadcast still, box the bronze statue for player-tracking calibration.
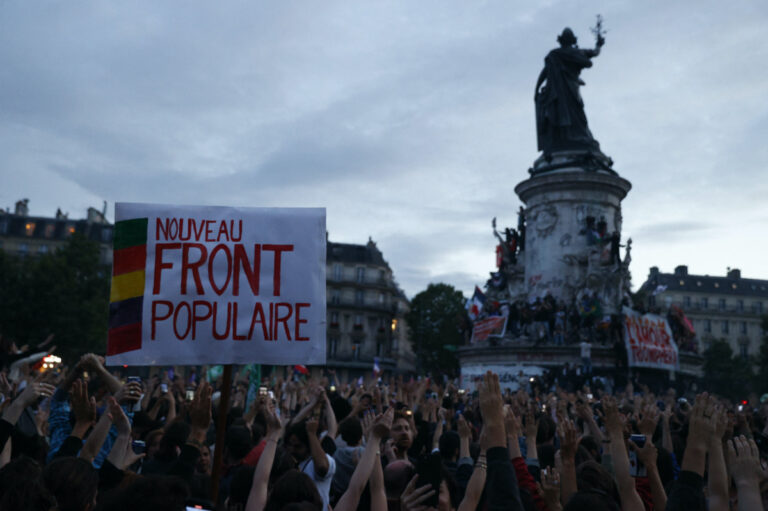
[535,18,606,159]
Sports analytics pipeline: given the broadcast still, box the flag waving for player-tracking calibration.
[466,286,486,321]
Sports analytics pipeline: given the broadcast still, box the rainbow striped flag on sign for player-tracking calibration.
[108,218,149,356]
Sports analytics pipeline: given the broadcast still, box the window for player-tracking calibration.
[701,297,708,309]
[18,243,28,255]
[718,299,726,311]
[737,300,744,312]
[740,321,748,334]
[331,312,339,325]
[24,222,36,236]
[754,301,763,314]
[649,296,656,307]
[376,342,383,356]
[100,228,112,243]
[38,245,49,254]
[352,345,361,360]
[379,293,385,304]
[0,219,7,234]
[739,343,749,358]
[356,267,365,283]
[683,296,691,307]
[328,337,338,358]
[355,290,364,305]
[704,319,711,333]
[330,290,340,305]
[44,223,55,238]
[333,264,342,281]
[354,314,363,326]
[721,321,729,334]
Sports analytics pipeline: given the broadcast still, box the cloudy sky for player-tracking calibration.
[2,1,767,298]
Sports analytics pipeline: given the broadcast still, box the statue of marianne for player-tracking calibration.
[535,26,605,158]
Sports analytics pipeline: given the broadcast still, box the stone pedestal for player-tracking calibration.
[514,168,631,313]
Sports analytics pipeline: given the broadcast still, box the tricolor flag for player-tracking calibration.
[373,357,381,376]
[294,365,309,376]
[107,218,148,357]
[466,286,486,321]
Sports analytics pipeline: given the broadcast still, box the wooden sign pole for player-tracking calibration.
[210,363,233,505]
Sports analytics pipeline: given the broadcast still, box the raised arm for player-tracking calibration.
[305,418,329,477]
[556,418,580,506]
[336,408,393,511]
[707,406,729,511]
[603,396,645,511]
[727,436,766,511]
[80,353,122,394]
[323,390,338,439]
[246,401,283,511]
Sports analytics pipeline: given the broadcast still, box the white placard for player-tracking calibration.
[106,203,326,366]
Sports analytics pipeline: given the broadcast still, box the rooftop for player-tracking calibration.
[327,237,389,268]
[642,265,768,299]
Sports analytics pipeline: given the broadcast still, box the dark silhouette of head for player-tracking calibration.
[558,28,577,47]
[265,469,323,511]
[43,457,99,511]
[0,456,56,511]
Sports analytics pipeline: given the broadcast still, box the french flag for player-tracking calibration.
[294,365,309,376]
[466,286,486,321]
[373,357,381,376]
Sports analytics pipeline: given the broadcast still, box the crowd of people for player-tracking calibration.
[0,347,767,510]
[471,291,623,348]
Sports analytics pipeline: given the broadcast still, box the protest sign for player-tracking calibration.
[622,306,679,371]
[470,316,507,344]
[106,203,326,366]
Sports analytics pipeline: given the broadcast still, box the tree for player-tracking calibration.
[0,234,110,363]
[405,283,466,378]
[702,339,754,400]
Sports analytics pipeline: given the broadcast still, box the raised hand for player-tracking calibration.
[371,407,394,439]
[306,417,319,436]
[114,380,142,405]
[478,371,505,448]
[457,413,472,440]
[401,475,437,511]
[537,467,562,511]
[637,403,660,437]
[602,396,623,435]
[188,381,212,432]
[630,437,657,468]
[504,404,521,439]
[71,379,97,425]
[556,418,581,461]
[107,396,131,436]
[727,435,762,486]
[524,406,538,440]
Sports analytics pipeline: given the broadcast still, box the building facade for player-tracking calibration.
[641,266,767,358]
[325,237,414,379]
[0,200,113,264]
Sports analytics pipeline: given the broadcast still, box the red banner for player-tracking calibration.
[470,316,507,344]
[622,307,679,370]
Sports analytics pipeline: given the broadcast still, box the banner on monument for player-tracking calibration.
[622,306,679,371]
[470,316,507,344]
[106,203,326,366]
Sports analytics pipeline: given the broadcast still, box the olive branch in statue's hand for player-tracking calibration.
[591,15,606,47]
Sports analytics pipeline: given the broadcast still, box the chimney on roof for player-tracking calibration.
[14,199,29,216]
[727,268,741,279]
[649,266,659,277]
[674,265,688,276]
